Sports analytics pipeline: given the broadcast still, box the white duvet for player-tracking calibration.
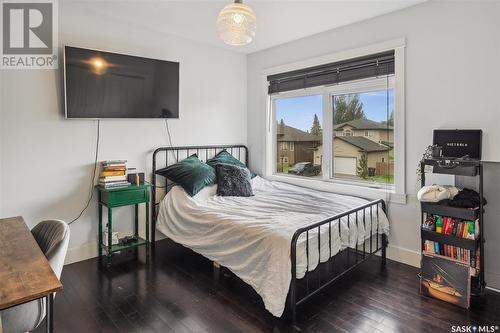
[157,176,390,317]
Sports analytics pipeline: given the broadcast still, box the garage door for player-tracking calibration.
[334,157,357,175]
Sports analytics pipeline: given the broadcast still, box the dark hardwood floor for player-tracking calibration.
[35,239,500,333]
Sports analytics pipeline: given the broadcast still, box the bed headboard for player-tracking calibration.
[151,144,248,243]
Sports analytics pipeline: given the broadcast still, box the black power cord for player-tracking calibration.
[164,118,178,162]
[69,120,100,225]
[151,118,177,190]
[164,118,173,148]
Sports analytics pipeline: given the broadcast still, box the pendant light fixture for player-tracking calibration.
[216,0,256,46]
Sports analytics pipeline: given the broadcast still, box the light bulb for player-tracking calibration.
[87,57,109,74]
[233,13,243,24]
[93,58,104,69]
[216,1,256,46]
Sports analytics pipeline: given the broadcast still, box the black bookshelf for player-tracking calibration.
[421,202,479,220]
[420,158,485,297]
[421,230,477,251]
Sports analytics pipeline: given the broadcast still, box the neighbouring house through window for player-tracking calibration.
[275,95,322,177]
[279,156,289,165]
[332,84,394,185]
[268,49,398,189]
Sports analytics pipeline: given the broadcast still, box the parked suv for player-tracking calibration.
[288,162,321,177]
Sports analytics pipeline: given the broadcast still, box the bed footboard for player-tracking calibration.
[289,199,388,324]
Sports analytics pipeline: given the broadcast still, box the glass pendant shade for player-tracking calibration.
[216,0,256,46]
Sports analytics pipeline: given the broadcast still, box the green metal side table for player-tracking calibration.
[97,182,151,266]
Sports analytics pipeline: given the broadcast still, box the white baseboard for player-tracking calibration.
[65,237,421,268]
[65,232,167,265]
[65,241,99,265]
[386,244,421,268]
[486,286,500,294]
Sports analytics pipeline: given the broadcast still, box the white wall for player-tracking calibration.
[0,2,247,263]
[2,1,499,288]
[247,1,500,276]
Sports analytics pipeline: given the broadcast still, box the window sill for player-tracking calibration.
[265,174,407,205]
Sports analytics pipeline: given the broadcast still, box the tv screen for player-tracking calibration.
[64,46,179,118]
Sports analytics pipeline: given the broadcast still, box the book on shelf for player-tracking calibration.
[102,161,127,169]
[103,166,127,171]
[423,240,473,266]
[102,160,127,165]
[99,175,127,182]
[101,170,126,177]
[100,181,131,189]
[100,160,131,189]
[423,214,477,240]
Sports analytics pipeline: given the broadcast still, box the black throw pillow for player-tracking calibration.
[215,163,254,197]
[155,154,216,196]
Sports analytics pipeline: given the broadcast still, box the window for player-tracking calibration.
[331,79,394,185]
[275,95,322,178]
[266,43,405,201]
[272,78,394,185]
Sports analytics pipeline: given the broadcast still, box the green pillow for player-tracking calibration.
[155,154,216,196]
[207,150,256,178]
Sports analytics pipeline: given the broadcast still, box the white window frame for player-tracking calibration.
[263,38,406,204]
[290,142,295,151]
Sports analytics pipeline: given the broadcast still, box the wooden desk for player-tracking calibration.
[0,216,63,333]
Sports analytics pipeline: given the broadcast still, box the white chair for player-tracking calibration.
[1,220,70,333]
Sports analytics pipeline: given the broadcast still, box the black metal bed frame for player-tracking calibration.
[151,144,388,324]
[151,144,249,242]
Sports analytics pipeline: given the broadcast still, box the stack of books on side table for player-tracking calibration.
[99,160,131,189]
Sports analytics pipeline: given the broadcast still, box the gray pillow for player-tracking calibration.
[215,163,254,197]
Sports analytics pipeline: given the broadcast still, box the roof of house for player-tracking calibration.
[380,140,394,149]
[334,118,393,131]
[277,125,321,142]
[335,136,391,152]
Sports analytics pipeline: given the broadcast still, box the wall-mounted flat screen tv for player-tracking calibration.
[64,46,179,118]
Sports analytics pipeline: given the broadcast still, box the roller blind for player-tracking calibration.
[267,50,394,94]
